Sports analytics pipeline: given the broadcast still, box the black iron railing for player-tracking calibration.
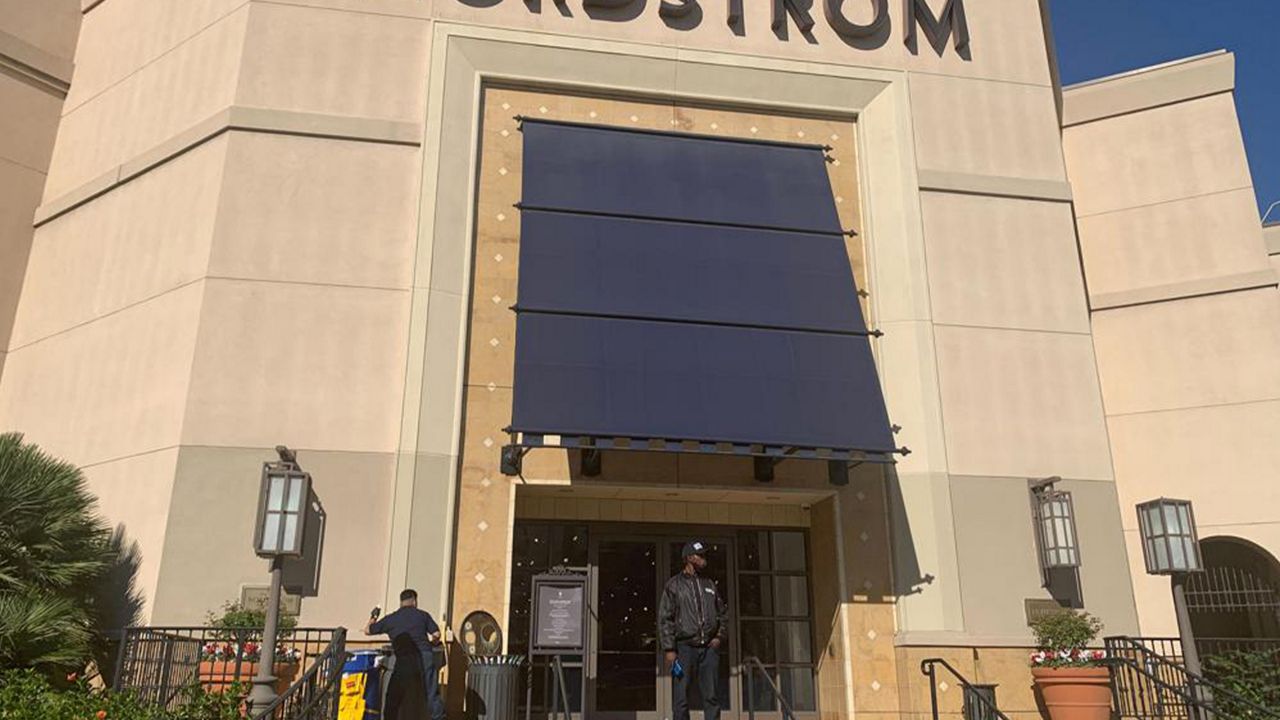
[919,658,1010,720]
[1105,636,1280,719]
[742,656,798,720]
[113,627,345,714]
[250,628,348,720]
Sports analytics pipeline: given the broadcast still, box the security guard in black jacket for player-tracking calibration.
[659,540,728,720]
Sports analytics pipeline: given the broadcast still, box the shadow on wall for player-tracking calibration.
[884,468,933,598]
[94,526,145,682]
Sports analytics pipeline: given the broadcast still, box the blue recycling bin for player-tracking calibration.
[339,650,384,720]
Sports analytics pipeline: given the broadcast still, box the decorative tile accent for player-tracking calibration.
[501,129,510,138]
[494,253,504,263]
[710,123,719,130]
[480,477,492,488]
[488,338,500,348]
[474,572,487,583]
[859,531,870,543]
[499,167,508,176]
[856,491,867,501]
[487,382,496,393]
[836,196,844,204]
[478,520,490,532]
[630,115,639,123]
[939,682,949,692]
[589,111,598,119]
[870,680,881,692]
[866,629,878,641]
[797,131,806,138]
[830,133,839,141]
[483,437,494,448]
[863,580,874,590]
[750,126,759,134]
[501,103,510,111]
[496,213,506,222]
[538,106,548,114]
[491,294,502,304]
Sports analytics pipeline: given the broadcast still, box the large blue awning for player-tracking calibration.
[506,119,902,468]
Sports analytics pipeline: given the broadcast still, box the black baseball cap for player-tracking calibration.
[681,540,708,559]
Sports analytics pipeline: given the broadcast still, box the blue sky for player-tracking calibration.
[1049,1,1279,222]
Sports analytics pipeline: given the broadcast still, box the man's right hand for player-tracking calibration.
[665,651,677,667]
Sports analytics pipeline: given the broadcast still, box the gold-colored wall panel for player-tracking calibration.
[450,84,890,718]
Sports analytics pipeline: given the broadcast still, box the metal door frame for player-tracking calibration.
[586,528,740,720]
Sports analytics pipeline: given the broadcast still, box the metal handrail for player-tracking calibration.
[112,626,345,714]
[1105,637,1280,719]
[251,627,348,720]
[920,658,1011,720]
[742,656,798,720]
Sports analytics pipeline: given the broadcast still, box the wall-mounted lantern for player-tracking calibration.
[1030,477,1081,586]
[1136,497,1203,575]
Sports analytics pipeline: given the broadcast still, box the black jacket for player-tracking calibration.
[658,571,727,650]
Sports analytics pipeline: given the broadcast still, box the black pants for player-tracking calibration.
[673,642,721,720]
[383,652,444,720]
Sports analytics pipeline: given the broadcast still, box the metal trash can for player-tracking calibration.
[464,656,523,720]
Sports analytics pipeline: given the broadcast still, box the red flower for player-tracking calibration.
[66,673,78,683]
[96,711,107,719]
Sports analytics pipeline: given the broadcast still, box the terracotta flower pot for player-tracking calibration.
[198,660,301,695]
[1032,667,1112,720]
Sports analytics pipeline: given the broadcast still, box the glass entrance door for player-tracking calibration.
[592,539,662,720]
[589,535,736,720]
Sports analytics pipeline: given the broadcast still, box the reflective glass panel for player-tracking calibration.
[780,667,817,711]
[741,620,776,664]
[738,531,770,571]
[739,575,773,617]
[776,621,812,663]
[774,576,808,617]
[772,532,806,572]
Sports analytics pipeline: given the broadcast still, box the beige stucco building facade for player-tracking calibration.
[0,1,1276,718]
[1061,51,1280,644]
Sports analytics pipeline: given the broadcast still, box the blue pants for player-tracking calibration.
[673,642,721,720]
[420,651,445,720]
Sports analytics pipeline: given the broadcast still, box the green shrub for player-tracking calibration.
[0,669,245,720]
[1029,609,1103,650]
[206,598,297,640]
[0,433,121,676]
[1203,649,1280,715]
[1028,610,1106,668]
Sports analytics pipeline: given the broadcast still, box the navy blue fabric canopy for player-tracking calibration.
[509,119,897,460]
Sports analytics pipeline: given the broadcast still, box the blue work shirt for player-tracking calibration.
[370,607,440,659]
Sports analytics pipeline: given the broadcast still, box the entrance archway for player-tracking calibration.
[1186,536,1280,651]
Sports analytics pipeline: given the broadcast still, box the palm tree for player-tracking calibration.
[0,432,118,675]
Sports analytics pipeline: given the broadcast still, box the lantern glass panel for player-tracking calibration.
[287,476,304,512]
[262,513,281,553]
[267,476,286,512]
[282,514,299,552]
[1169,534,1187,569]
